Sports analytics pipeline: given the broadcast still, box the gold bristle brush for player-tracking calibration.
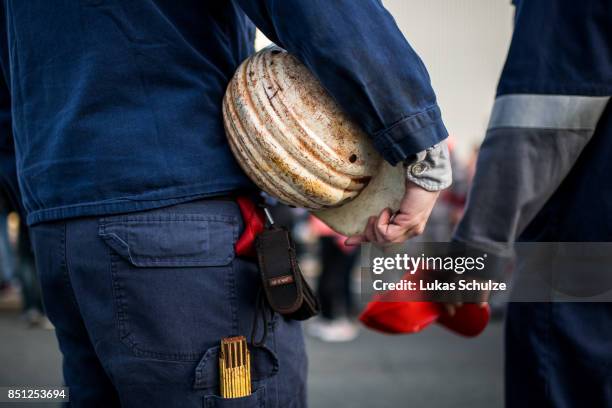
[219,336,252,398]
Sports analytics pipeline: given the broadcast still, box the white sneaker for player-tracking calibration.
[307,318,359,343]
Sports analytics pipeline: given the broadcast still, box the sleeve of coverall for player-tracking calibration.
[0,9,20,213]
[234,0,448,166]
[453,96,611,264]
[452,0,611,279]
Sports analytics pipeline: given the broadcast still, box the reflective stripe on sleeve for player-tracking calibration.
[488,94,610,131]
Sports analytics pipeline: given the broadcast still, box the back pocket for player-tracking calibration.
[99,211,239,361]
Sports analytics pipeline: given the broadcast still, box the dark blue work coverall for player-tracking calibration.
[454,1,612,406]
[0,1,447,407]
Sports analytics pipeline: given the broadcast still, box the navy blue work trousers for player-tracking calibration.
[31,199,307,407]
[506,302,612,407]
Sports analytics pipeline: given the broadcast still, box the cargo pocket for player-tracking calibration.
[98,212,239,361]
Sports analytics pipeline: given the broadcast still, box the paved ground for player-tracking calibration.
[0,310,503,408]
[307,321,503,408]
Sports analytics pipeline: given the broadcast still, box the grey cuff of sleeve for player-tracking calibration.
[404,141,452,191]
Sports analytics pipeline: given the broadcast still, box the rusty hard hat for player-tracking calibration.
[222,47,404,236]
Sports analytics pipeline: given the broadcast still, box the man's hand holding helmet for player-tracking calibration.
[346,142,452,245]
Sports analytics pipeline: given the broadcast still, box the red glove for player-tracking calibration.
[359,301,489,337]
[359,270,490,337]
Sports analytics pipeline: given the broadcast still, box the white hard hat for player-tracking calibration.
[223,47,404,236]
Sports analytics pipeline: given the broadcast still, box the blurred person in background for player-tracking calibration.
[0,188,13,293]
[444,145,479,229]
[15,215,50,329]
[411,137,470,242]
[0,186,49,327]
[308,217,359,343]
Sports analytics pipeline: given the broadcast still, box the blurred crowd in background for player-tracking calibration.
[0,141,498,342]
[0,188,50,329]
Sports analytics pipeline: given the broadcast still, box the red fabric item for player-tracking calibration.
[437,303,490,337]
[359,269,490,337]
[359,301,489,337]
[360,301,440,334]
[235,196,266,258]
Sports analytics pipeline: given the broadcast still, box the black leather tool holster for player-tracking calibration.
[255,226,319,321]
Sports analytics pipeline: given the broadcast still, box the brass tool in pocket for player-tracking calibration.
[219,336,252,398]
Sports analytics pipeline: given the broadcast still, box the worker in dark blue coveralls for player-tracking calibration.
[452,0,611,406]
[0,1,453,406]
